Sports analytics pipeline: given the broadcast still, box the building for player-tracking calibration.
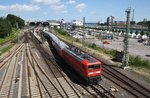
[47,20,60,28]
[71,20,83,26]
[114,21,126,25]
[107,16,115,25]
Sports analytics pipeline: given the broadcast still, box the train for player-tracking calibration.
[42,30,102,84]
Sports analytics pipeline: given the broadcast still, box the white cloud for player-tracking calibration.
[0,4,40,12]
[76,3,87,12]
[67,0,76,4]
[33,0,67,13]
[51,4,68,13]
[33,0,60,5]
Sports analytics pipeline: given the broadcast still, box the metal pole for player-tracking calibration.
[82,17,85,47]
[123,8,131,68]
[16,22,19,43]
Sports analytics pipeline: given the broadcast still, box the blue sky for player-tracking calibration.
[0,0,150,22]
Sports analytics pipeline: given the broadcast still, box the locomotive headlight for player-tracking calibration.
[88,72,94,75]
[95,71,101,73]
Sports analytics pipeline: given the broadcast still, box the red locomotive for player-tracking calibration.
[43,31,102,84]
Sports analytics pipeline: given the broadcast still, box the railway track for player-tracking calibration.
[26,46,49,98]
[0,44,25,98]
[102,65,150,98]
[27,43,65,97]
[0,44,24,68]
[25,32,53,98]
[30,32,82,98]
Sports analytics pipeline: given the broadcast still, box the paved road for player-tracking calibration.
[84,37,150,60]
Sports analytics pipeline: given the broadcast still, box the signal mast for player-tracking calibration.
[123,8,131,69]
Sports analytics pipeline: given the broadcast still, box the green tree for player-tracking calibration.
[146,32,150,36]
[6,14,25,28]
[122,30,125,33]
[140,31,145,35]
[0,18,12,37]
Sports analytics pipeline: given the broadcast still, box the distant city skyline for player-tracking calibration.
[0,0,150,22]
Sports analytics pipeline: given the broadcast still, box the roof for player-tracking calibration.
[65,46,97,63]
[43,31,67,49]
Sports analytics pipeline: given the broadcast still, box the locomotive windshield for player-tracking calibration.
[88,64,100,70]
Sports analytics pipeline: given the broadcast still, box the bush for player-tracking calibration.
[54,28,70,36]
[129,55,150,69]
[75,38,80,42]
[91,43,96,48]
[6,14,25,28]
[88,43,116,57]
[0,43,15,56]
[0,18,12,37]
[106,49,116,57]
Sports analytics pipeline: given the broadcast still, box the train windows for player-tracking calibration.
[88,65,94,70]
[88,64,100,70]
[94,64,100,69]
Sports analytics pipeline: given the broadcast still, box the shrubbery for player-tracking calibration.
[6,14,25,28]
[75,38,80,42]
[0,18,12,37]
[129,55,150,69]
[54,28,70,36]
[88,43,116,57]
[88,43,150,69]
[0,14,25,38]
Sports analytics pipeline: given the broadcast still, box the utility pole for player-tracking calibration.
[16,22,19,43]
[132,9,134,23]
[123,8,131,69]
[82,17,85,47]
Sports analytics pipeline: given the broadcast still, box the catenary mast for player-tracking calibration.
[123,8,131,68]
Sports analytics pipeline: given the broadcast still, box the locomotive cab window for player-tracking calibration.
[88,64,100,70]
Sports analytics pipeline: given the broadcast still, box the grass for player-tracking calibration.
[146,78,150,83]
[0,28,18,56]
[0,43,15,56]
[88,43,116,57]
[129,55,150,69]
[0,28,17,45]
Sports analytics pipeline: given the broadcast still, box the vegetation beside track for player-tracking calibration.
[0,43,15,56]
[0,28,17,45]
[0,28,19,56]
[129,55,150,69]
